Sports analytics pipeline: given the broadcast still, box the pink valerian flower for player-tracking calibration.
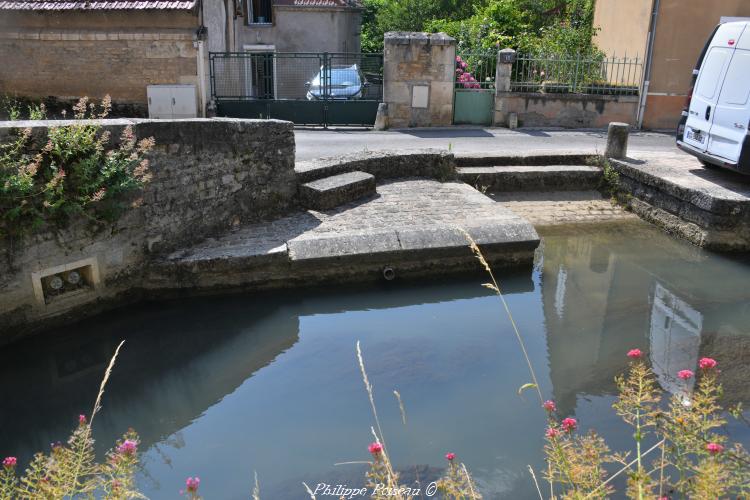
[2,457,16,469]
[445,452,455,461]
[90,188,107,202]
[543,400,556,412]
[627,348,642,359]
[455,56,462,63]
[561,418,578,433]
[117,439,137,456]
[368,442,383,455]
[185,476,200,493]
[78,414,87,425]
[677,369,694,380]
[698,357,717,370]
[545,427,560,439]
[706,443,724,455]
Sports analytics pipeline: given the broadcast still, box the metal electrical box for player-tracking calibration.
[147,84,197,119]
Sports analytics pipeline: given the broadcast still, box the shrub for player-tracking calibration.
[0,96,153,240]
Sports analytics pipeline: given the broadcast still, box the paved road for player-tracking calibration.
[294,127,677,161]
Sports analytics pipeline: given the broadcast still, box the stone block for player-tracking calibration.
[299,171,376,210]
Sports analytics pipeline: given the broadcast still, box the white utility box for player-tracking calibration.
[147,84,197,119]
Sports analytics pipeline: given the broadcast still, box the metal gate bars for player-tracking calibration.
[209,52,384,127]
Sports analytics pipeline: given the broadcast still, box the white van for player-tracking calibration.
[677,21,750,174]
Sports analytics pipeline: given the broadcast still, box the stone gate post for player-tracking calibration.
[383,32,456,128]
[494,48,516,127]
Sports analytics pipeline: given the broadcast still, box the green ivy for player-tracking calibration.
[0,96,154,239]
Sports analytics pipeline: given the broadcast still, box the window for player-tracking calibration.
[248,0,272,24]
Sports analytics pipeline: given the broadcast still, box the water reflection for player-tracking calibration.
[540,222,750,416]
[0,221,748,499]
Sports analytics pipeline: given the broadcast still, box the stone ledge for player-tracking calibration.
[611,156,750,216]
[295,149,456,183]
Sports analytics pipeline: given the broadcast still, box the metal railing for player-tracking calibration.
[455,53,497,90]
[209,52,383,101]
[510,53,643,96]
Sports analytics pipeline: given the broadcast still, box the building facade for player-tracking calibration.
[0,0,362,117]
[593,0,750,130]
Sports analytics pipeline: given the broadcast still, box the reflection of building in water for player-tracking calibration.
[541,224,750,417]
[649,283,702,399]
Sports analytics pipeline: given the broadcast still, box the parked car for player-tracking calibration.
[305,64,369,100]
[676,21,750,174]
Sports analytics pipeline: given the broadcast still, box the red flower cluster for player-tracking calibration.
[561,418,578,433]
[543,400,556,412]
[706,443,724,455]
[627,348,642,359]
[698,357,717,370]
[2,457,16,469]
[677,369,694,380]
[445,452,456,461]
[368,442,383,455]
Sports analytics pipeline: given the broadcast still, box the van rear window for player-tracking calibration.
[719,51,750,105]
[697,48,731,100]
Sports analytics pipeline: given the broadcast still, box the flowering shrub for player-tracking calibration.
[0,417,144,499]
[455,56,482,89]
[0,96,153,240]
[541,352,750,499]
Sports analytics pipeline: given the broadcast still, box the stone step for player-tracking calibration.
[299,171,376,210]
[457,165,602,192]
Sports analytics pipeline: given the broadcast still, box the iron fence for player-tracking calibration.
[510,53,643,96]
[455,52,497,90]
[209,52,383,101]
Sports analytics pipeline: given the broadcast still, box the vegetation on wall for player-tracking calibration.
[361,0,600,56]
[0,96,154,240]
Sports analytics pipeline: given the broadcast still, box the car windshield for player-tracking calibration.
[311,68,361,87]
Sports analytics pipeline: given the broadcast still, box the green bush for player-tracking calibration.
[0,96,153,239]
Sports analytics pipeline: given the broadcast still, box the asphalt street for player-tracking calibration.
[294,127,677,161]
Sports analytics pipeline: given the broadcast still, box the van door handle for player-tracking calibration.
[705,105,711,120]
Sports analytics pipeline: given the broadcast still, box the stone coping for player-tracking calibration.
[295,149,456,183]
[384,31,455,45]
[610,153,750,216]
[501,92,640,103]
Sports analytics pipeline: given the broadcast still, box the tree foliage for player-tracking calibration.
[361,0,599,56]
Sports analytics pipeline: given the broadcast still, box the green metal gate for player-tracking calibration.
[209,52,383,127]
[453,52,496,126]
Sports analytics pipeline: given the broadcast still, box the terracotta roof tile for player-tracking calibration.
[273,0,362,8]
[0,0,195,10]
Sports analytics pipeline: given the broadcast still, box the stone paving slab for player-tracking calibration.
[491,190,636,225]
[611,151,750,216]
[166,179,539,267]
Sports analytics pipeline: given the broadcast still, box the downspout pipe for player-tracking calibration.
[637,0,660,129]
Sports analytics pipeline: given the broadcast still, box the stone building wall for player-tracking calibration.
[0,118,296,341]
[0,10,200,116]
[383,32,456,128]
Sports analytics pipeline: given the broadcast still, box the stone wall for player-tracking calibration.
[0,10,200,116]
[494,92,639,128]
[383,32,456,128]
[0,118,296,341]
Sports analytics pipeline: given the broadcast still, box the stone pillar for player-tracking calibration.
[493,48,516,127]
[605,122,630,159]
[383,32,456,128]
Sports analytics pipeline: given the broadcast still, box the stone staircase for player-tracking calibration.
[456,153,602,192]
[299,171,376,210]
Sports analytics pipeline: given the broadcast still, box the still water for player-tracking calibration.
[1,221,749,499]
